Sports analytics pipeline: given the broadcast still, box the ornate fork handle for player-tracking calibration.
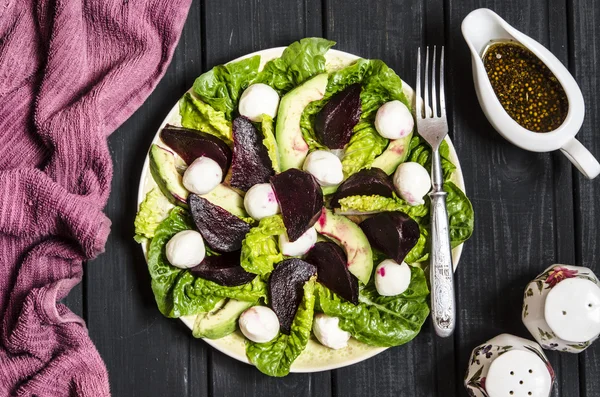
[429,149,456,337]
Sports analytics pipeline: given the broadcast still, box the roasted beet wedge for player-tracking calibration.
[330,168,395,208]
[270,169,323,242]
[190,250,255,286]
[227,116,275,191]
[188,194,251,252]
[315,84,362,149]
[305,242,358,305]
[160,124,231,174]
[268,259,317,334]
[359,212,419,264]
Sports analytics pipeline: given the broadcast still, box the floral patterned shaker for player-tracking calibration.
[522,264,600,353]
[465,334,554,397]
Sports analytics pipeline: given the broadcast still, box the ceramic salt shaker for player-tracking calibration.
[522,264,600,352]
[465,334,554,397]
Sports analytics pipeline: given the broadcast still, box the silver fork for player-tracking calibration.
[415,46,455,338]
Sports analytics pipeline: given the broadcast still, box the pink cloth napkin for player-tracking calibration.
[0,0,191,395]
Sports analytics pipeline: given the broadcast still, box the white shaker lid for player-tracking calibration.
[544,278,600,342]
[486,350,552,397]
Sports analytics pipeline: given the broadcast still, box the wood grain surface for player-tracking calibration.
[77,0,600,395]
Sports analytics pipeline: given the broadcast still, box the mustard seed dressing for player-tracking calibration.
[483,42,568,132]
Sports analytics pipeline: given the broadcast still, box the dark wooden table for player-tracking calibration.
[65,0,600,395]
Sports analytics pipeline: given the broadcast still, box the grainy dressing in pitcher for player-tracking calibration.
[483,41,568,132]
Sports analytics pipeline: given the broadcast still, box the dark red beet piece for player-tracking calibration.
[315,84,362,149]
[160,124,231,174]
[227,116,275,191]
[359,212,419,264]
[270,169,323,242]
[268,259,317,334]
[188,194,251,252]
[305,242,358,305]
[190,250,255,286]
[330,168,395,208]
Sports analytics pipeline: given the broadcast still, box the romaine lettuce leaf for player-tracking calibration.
[337,193,428,218]
[192,55,261,120]
[147,207,265,318]
[261,115,280,172]
[246,278,316,377]
[445,181,474,247]
[134,188,173,243]
[240,215,286,276]
[300,58,410,177]
[315,265,429,347]
[404,225,429,263]
[179,92,233,144]
[256,38,336,95]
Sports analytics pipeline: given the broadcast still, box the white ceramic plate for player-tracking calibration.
[137,47,465,372]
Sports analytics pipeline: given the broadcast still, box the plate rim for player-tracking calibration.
[136,46,465,373]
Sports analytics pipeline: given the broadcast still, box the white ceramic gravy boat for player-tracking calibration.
[462,8,600,179]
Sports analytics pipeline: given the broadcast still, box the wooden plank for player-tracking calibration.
[200,0,332,395]
[323,1,440,396]
[569,0,600,396]
[445,1,578,396]
[84,3,209,396]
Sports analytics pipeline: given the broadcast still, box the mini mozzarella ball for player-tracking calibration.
[239,306,280,343]
[279,227,317,256]
[375,100,414,139]
[313,313,351,350]
[238,83,280,122]
[375,259,412,296]
[165,230,206,269]
[393,162,430,206]
[302,150,344,187]
[182,157,222,195]
[244,183,280,220]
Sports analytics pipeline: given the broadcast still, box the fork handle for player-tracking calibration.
[429,150,456,338]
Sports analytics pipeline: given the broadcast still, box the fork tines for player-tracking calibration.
[416,46,446,120]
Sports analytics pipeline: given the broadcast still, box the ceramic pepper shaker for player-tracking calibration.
[465,334,554,397]
[522,264,600,353]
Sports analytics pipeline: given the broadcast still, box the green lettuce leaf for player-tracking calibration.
[134,188,172,243]
[404,225,429,263]
[300,58,410,177]
[445,181,474,247]
[315,265,429,347]
[246,278,316,377]
[256,38,336,95]
[179,92,233,144]
[406,135,456,181]
[337,193,428,218]
[240,215,286,276]
[147,207,265,318]
[261,115,280,172]
[192,55,261,120]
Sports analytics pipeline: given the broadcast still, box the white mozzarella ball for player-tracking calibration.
[239,306,280,343]
[238,83,280,122]
[375,100,414,139]
[244,183,280,220]
[279,227,317,256]
[374,259,412,296]
[313,313,351,350]
[182,157,222,195]
[165,230,206,269]
[302,150,344,187]
[393,162,431,206]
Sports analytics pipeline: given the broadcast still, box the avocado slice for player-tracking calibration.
[276,73,329,171]
[193,299,253,339]
[314,209,373,285]
[200,184,248,219]
[370,132,413,174]
[149,144,188,205]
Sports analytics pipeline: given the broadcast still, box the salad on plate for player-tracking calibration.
[134,38,474,377]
